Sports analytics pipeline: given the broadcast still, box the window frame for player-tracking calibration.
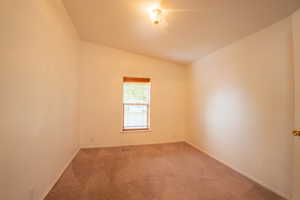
[122,78,151,132]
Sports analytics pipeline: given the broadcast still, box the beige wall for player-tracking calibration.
[1,0,298,199]
[0,0,79,199]
[79,42,187,147]
[292,10,300,200]
[187,18,294,198]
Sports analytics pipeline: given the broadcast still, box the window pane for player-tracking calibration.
[124,105,148,129]
[123,83,150,104]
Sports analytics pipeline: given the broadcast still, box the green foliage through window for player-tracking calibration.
[123,83,150,104]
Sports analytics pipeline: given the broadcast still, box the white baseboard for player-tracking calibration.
[41,147,80,200]
[80,140,185,149]
[184,140,289,200]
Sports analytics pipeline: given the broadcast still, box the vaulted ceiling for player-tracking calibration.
[62,0,300,64]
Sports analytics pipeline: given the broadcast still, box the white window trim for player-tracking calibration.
[121,81,151,133]
[120,129,152,133]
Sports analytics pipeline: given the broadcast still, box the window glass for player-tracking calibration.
[122,80,150,131]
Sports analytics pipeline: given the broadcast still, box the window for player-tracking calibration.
[122,77,151,131]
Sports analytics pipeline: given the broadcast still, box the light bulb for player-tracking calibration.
[149,8,163,24]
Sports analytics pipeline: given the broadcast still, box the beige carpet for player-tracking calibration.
[45,142,285,200]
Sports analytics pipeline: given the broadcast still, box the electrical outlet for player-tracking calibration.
[90,137,95,143]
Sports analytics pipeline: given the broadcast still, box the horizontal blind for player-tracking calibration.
[123,77,151,83]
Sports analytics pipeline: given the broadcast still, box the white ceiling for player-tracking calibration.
[62,0,300,64]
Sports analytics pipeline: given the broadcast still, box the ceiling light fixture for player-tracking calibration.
[149,7,163,24]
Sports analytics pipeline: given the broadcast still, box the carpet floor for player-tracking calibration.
[45,142,285,200]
